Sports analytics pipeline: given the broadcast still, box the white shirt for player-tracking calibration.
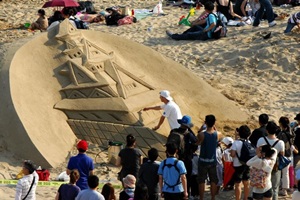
[161,101,182,130]
[223,148,233,162]
[15,171,39,200]
[256,137,285,154]
[231,140,244,167]
[246,149,277,194]
[292,191,300,200]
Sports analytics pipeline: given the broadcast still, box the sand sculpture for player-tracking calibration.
[0,19,249,168]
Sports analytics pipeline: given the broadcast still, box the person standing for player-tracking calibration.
[116,134,142,180]
[143,90,182,131]
[15,160,39,200]
[67,140,94,190]
[249,113,269,147]
[230,125,252,200]
[158,142,188,200]
[75,175,105,200]
[55,169,81,200]
[197,114,223,200]
[256,121,285,200]
[138,148,160,200]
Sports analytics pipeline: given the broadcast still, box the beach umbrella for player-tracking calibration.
[42,0,79,8]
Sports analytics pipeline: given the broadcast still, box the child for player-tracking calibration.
[30,9,48,31]
[216,142,223,194]
[138,148,160,200]
[222,137,235,191]
[284,12,300,33]
[119,174,136,200]
[190,144,199,199]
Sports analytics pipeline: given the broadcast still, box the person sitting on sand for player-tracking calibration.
[165,1,217,41]
[233,0,248,18]
[55,169,81,200]
[48,11,64,26]
[284,11,300,33]
[29,9,48,31]
[217,0,242,20]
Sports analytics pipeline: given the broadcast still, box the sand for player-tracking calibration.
[0,0,299,199]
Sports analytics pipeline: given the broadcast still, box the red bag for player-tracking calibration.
[36,169,50,181]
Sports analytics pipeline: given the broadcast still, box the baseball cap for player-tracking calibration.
[159,90,173,101]
[294,113,300,120]
[178,115,193,128]
[123,174,136,188]
[77,140,88,151]
[222,137,234,146]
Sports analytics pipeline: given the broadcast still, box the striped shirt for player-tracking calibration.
[15,171,39,200]
[289,12,300,24]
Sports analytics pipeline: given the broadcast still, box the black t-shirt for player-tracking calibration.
[249,125,267,147]
[294,128,300,155]
[119,147,142,178]
[138,161,159,194]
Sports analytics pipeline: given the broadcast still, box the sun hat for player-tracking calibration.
[122,174,136,188]
[77,140,88,151]
[294,113,300,120]
[222,137,234,146]
[177,115,193,128]
[159,90,173,101]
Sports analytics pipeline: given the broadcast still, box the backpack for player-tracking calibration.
[263,137,280,172]
[167,131,185,159]
[70,18,89,29]
[250,167,268,188]
[236,139,256,165]
[208,13,227,39]
[277,130,293,157]
[36,169,50,181]
[162,159,181,190]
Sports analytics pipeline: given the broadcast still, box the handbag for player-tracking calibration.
[250,167,268,188]
[278,155,291,170]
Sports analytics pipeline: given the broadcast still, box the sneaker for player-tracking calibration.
[269,21,276,27]
[166,30,173,38]
[279,189,287,196]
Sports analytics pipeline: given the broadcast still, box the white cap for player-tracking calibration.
[222,137,234,146]
[160,90,173,101]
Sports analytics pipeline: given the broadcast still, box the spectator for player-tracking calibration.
[138,148,159,200]
[165,1,217,41]
[75,175,105,200]
[101,183,116,200]
[216,0,242,20]
[116,134,142,180]
[48,11,64,26]
[247,145,277,200]
[284,12,300,33]
[169,115,197,196]
[119,174,136,200]
[196,114,223,200]
[190,144,199,199]
[15,160,39,200]
[256,121,285,200]
[222,137,235,191]
[252,0,276,27]
[158,143,188,200]
[67,140,94,190]
[143,90,182,131]
[133,183,149,200]
[249,113,269,147]
[233,0,248,18]
[216,142,223,194]
[277,117,294,196]
[30,9,48,31]
[55,169,81,200]
[230,125,251,200]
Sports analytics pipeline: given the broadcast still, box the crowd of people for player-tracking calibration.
[13,90,300,200]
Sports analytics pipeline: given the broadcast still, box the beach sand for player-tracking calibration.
[0,0,299,199]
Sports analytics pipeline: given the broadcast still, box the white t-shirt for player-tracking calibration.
[256,137,285,154]
[231,140,244,167]
[161,101,182,130]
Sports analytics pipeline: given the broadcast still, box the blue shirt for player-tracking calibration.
[205,13,217,38]
[58,183,80,200]
[67,153,94,190]
[158,157,186,193]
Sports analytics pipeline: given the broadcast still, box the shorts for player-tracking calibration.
[197,164,218,184]
[233,165,250,183]
[253,188,273,199]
